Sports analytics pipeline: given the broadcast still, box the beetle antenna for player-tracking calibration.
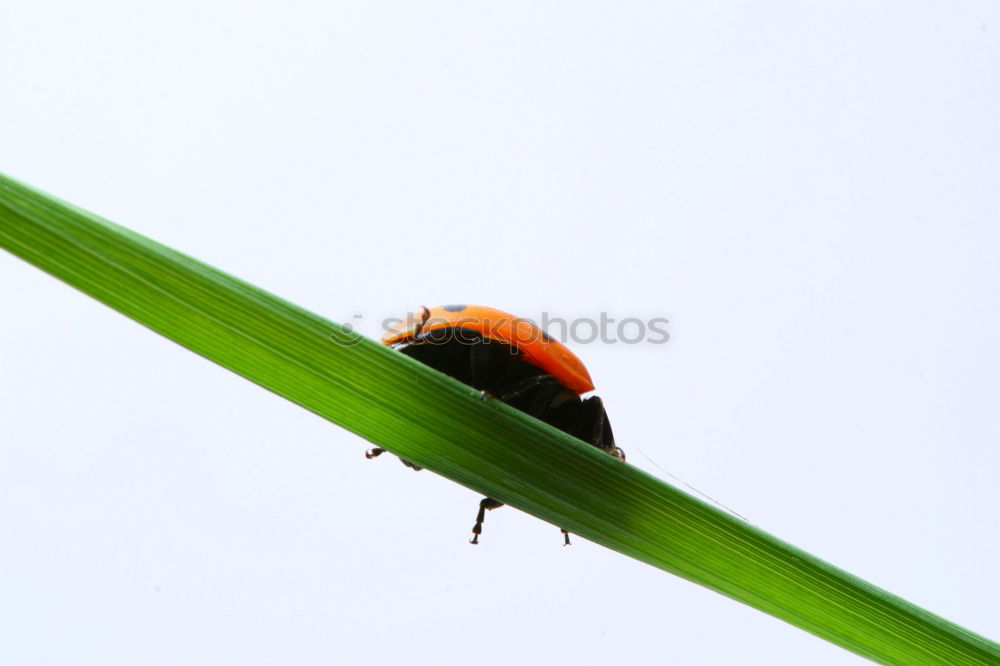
[412,305,431,339]
[634,446,751,523]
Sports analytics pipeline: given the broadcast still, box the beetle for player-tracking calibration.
[367,304,624,545]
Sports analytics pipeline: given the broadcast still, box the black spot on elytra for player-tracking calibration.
[442,304,467,312]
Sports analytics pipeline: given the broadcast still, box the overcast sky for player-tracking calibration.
[2,3,999,664]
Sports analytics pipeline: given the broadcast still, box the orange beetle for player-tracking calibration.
[368,304,624,545]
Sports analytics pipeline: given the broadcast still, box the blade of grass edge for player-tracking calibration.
[1,172,997,665]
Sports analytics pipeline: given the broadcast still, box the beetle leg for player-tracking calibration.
[470,497,504,544]
[524,380,567,419]
[497,374,558,402]
[365,447,422,471]
[576,396,624,461]
[561,529,572,546]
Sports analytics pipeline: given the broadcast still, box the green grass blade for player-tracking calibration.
[1,172,997,665]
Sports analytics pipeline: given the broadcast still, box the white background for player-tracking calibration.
[2,3,998,664]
